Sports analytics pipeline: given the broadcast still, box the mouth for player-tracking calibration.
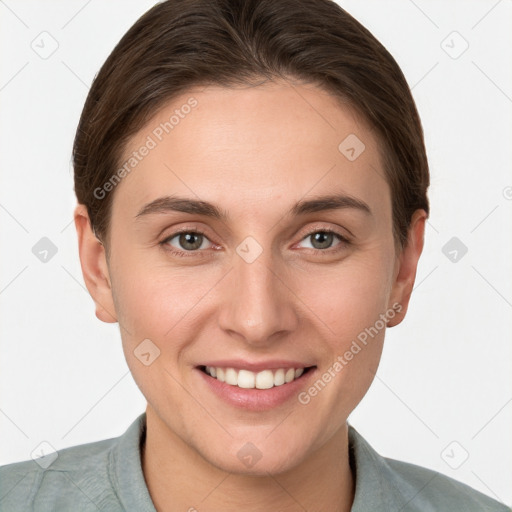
[198,365,316,390]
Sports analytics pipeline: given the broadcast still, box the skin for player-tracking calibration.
[75,79,426,512]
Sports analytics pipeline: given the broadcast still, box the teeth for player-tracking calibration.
[204,366,307,389]
[238,369,255,388]
[225,368,238,386]
[274,369,285,386]
[285,368,295,383]
[255,369,274,389]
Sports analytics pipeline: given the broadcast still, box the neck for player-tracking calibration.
[141,406,355,512]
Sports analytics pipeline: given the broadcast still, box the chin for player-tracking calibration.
[212,449,304,477]
[196,432,310,477]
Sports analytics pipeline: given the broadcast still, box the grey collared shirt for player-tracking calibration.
[0,413,509,511]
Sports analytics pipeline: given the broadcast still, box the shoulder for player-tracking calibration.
[348,425,510,512]
[383,456,510,511]
[0,435,123,512]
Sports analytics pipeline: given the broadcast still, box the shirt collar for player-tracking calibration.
[111,412,157,512]
[348,422,410,511]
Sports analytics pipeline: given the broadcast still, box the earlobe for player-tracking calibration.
[74,204,118,323]
[387,209,427,328]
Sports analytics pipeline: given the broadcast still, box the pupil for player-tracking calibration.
[313,232,332,249]
[181,233,201,250]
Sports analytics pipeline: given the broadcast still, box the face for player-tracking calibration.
[76,79,425,475]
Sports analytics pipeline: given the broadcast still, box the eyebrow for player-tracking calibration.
[135,193,372,221]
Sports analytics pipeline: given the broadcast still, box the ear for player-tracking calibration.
[74,204,118,323]
[387,209,427,327]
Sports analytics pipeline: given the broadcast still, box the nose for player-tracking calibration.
[218,243,299,347]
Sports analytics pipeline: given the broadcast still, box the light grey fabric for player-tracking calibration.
[0,413,154,512]
[0,412,509,511]
[348,427,510,512]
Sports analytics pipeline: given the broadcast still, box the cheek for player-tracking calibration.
[108,232,201,328]
[111,265,208,340]
[109,259,203,409]
[109,248,230,379]
[294,250,394,407]
[298,251,394,337]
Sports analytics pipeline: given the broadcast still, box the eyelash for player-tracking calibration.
[159,227,351,258]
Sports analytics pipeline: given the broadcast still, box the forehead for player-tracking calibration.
[112,80,390,221]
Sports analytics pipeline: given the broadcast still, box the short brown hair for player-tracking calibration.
[73,0,429,251]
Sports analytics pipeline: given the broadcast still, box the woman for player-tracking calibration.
[0,0,508,510]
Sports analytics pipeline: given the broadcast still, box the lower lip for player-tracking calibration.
[196,367,316,411]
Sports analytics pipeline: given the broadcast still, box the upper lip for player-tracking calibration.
[198,360,315,372]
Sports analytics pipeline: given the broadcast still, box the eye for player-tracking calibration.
[161,229,214,257]
[297,228,350,253]
[160,227,350,258]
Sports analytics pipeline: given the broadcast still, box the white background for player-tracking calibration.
[1,0,511,506]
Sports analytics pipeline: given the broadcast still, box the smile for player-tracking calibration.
[200,366,313,389]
